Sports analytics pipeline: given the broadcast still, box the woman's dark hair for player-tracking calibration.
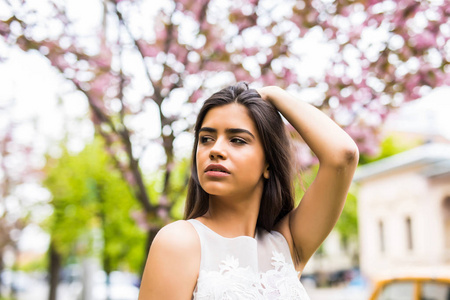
[184,82,295,231]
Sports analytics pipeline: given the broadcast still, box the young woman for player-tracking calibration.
[139,82,359,299]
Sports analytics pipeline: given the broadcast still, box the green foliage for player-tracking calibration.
[16,254,47,273]
[359,134,420,165]
[334,187,358,245]
[294,165,319,204]
[144,158,190,221]
[43,137,146,273]
[168,158,191,220]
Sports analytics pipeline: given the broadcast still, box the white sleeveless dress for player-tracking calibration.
[187,219,311,300]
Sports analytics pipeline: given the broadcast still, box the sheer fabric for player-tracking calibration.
[188,219,311,300]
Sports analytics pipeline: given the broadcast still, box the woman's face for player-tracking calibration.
[196,103,269,199]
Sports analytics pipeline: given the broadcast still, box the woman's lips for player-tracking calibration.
[205,170,230,177]
[204,164,230,177]
[205,164,230,173]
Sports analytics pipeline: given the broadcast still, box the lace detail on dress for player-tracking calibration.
[193,251,310,300]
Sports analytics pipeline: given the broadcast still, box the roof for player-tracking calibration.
[354,143,450,182]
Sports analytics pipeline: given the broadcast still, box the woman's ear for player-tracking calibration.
[263,164,270,179]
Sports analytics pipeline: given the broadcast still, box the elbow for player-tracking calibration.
[344,144,359,166]
[331,143,359,169]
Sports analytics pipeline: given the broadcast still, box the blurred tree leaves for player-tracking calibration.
[359,134,421,165]
[43,138,146,273]
[334,188,358,247]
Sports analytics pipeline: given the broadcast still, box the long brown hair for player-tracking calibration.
[184,82,295,231]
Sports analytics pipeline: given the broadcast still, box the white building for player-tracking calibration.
[355,143,450,281]
[354,87,450,281]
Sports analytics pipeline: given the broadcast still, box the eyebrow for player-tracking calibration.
[199,127,255,139]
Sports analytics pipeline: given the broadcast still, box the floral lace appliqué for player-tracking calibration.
[193,251,310,300]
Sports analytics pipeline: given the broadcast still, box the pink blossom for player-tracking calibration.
[234,68,251,82]
[89,72,116,98]
[186,62,199,74]
[157,207,169,221]
[156,28,168,41]
[5,0,450,160]
[213,42,226,53]
[340,6,353,18]
[130,210,150,231]
[411,31,437,51]
[282,68,297,85]
[169,44,188,62]
[159,194,169,205]
[48,54,70,70]
[261,70,277,86]
[177,0,191,6]
[344,124,380,156]
[138,40,159,57]
[204,61,228,72]
[93,42,113,68]
[0,21,10,38]
[404,75,420,95]
[242,47,259,56]
[291,141,315,169]
[190,89,203,103]
[183,0,208,19]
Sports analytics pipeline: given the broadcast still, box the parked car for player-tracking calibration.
[369,276,450,300]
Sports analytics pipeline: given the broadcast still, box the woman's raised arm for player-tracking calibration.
[258,86,359,272]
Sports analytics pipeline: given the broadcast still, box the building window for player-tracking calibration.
[443,196,450,250]
[405,217,413,251]
[379,220,385,253]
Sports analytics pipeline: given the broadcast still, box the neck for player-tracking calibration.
[200,191,262,238]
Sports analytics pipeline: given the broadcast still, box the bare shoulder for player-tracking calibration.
[138,220,200,300]
[155,220,200,250]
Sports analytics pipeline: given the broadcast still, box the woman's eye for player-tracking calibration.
[200,136,213,143]
[231,138,246,144]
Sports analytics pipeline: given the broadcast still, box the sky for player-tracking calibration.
[384,87,450,140]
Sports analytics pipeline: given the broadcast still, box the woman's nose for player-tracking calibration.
[209,140,227,160]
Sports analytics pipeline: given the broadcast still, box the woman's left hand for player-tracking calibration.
[256,86,280,103]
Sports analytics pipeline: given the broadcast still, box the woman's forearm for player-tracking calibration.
[258,86,359,167]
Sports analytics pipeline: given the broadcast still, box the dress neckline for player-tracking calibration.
[189,219,258,241]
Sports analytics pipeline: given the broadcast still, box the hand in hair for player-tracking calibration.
[258,85,359,272]
[256,86,278,102]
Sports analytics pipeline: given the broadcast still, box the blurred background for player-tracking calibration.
[0,0,449,299]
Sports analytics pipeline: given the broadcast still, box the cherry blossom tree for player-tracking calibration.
[0,0,449,283]
[0,110,41,298]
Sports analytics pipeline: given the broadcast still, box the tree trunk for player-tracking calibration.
[10,245,19,299]
[0,249,3,298]
[105,271,111,300]
[100,192,111,300]
[48,242,61,300]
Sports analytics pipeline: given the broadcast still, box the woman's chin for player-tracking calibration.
[203,189,228,197]
[201,182,230,196]
[201,185,231,197]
